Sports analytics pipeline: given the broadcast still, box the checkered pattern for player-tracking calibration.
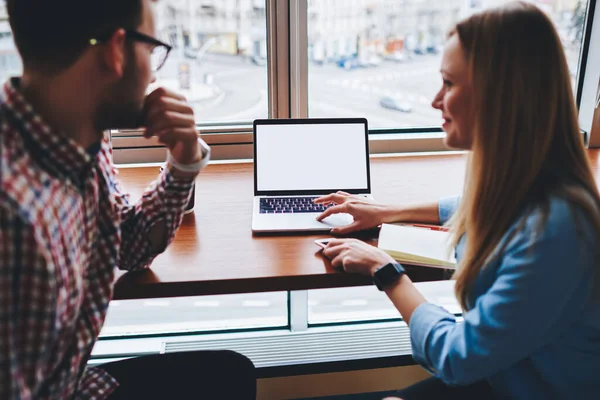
[0,79,196,400]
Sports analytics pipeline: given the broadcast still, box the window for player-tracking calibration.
[0,1,595,138]
[100,292,288,337]
[308,281,460,325]
[0,18,21,84]
[152,1,269,124]
[306,0,590,130]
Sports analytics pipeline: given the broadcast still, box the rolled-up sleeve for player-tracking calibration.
[116,168,195,271]
[438,196,461,225]
[409,200,595,385]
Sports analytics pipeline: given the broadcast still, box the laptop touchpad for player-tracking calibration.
[320,213,353,227]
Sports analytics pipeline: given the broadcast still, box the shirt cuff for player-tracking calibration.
[410,302,456,372]
[438,196,461,225]
[167,138,211,176]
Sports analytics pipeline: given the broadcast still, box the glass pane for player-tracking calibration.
[0,1,269,124]
[308,281,460,325]
[154,0,268,124]
[307,0,589,129]
[100,292,288,337]
[0,12,22,82]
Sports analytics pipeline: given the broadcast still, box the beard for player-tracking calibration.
[96,47,146,131]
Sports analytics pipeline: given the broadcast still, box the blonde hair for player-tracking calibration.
[449,1,600,309]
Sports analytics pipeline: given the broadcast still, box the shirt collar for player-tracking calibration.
[2,77,96,187]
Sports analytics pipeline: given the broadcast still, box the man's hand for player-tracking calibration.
[322,238,396,276]
[142,87,199,165]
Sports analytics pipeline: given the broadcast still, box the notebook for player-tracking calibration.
[251,118,372,233]
[377,223,456,268]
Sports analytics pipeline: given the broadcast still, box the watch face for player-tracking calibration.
[378,263,400,280]
[374,262,405,290]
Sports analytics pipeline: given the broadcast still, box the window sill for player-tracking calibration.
[111,129,451,164]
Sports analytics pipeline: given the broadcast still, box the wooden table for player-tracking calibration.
[112,150,600,300]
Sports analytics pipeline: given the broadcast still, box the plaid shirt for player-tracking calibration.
[0,79,197,399]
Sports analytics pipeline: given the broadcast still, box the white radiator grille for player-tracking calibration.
[162,325,413,368]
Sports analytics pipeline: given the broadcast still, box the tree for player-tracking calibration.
[570,0,587,45]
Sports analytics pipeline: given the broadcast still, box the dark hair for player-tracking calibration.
[7,0,144,73]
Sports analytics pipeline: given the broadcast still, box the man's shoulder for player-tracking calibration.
[0,123,60,224]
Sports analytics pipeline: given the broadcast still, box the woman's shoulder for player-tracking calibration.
[515,192,599,248]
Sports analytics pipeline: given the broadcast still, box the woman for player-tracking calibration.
[315,2,600,399]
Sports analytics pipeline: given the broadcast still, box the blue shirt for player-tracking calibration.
[409,195,600,399]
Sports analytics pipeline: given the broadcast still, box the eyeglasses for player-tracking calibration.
[89,29,172,72]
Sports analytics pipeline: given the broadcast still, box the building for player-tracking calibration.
[155,0,267,58]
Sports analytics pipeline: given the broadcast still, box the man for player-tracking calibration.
[0,0,256,398]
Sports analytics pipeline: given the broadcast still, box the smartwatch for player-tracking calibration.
[373,262,406,291]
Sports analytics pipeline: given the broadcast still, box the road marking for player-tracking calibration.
[341,299,369,307]
[143,300,170,307]
[193,300,220,307]
[242,300,271,307]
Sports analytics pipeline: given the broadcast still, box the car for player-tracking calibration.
[379,95,413,113]
[184,47,199,60]
[366,55,382,67]
[426,45,439,55]
[336,55,360,70]
[384,52,405,62]
[251,54,267,66]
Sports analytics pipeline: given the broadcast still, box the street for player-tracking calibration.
[156,51,447,128]
[101,281,459,337]
[157,47,580,129]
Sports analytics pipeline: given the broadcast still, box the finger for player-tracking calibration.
[313,193,337,204]
[145,87,187,105]
[314,193,349,205]
[323,239,351,254]
[154,128,197,148]
[330,253,346,269]
[145,96,194,122]
[336,191,351,196]
[154,129,177,148]
[316,203,348,221]
[322,245,340,260]
[324,238,347,247]
[330,221,362,235]
[144,111,196,138]
[322,240,350,259]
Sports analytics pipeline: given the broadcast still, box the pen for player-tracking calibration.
[401,223,449,232]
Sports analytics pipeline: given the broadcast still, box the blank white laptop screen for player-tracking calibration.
[256,122,369,192]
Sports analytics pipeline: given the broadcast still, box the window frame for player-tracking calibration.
[110,0,599,165]
[579,0,600,145]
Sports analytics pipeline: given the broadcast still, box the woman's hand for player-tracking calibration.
[322,238,396,276]
[314,191,392,234]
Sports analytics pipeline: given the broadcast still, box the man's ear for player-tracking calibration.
[101,29,128,78]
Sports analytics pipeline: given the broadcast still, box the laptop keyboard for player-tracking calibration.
[259,197,332,214]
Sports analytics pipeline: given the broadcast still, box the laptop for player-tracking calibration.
[252,118,372,233]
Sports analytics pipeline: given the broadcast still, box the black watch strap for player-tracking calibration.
[373,262,406,291]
